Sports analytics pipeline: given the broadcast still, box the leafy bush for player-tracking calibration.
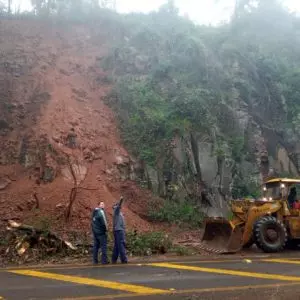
[125,231,172,256]
[24,214,52,233]
[170,245,192,256]
[0,233,9,247]
[148,200,204,228]
[231,175,261,199]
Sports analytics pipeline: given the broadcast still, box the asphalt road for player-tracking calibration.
[2,255,300,300]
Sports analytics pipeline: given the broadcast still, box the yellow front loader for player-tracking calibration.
[200,178,300,253]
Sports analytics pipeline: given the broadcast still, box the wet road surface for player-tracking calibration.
[1,255,300,299]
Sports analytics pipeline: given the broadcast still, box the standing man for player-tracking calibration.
[91,201,109,265]
[112,196,128,264]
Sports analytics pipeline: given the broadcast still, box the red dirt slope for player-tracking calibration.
[0,19,157,235]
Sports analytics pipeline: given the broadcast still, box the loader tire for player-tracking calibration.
[254,216,287,253]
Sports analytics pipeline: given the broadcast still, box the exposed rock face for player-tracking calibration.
[133,108,300,218]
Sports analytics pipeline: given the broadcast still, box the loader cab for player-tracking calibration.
[263,182,283,201]
[263,178,300,214]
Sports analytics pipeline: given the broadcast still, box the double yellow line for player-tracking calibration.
[263,258,300,265]
[9,270,167,295]
[149,262,300,282]
[7,258,300,299]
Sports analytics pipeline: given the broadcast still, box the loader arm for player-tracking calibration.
[241,201,282,244]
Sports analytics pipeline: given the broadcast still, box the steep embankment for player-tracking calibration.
[0,19,157,234]
[1,2,300,237]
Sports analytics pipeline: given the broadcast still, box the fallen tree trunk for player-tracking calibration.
[6,220,77,257]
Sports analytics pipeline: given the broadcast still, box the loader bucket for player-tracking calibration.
[200,217,243,254]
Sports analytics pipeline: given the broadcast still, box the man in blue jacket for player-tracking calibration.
[91,201,109,265]
[112,196,128,264]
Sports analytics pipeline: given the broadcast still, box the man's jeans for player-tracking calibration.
[93,233,108,264]
[112,230,127,263]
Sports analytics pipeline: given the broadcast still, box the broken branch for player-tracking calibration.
[33,192,40,209]
[7,220,77,255]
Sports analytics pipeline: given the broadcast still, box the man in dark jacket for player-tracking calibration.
[92,201,109,265]
[112,196,128,264]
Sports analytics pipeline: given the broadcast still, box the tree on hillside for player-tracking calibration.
[30,0,103,17]
[159,0,179,15]
[31,0,54,15]
[0,1,5,13]
[7,0,11,14]
[0,0,11,14]
[215,0,281,21]
[100,0,116,10]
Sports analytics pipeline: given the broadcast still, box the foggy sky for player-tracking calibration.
[11,0,300,25]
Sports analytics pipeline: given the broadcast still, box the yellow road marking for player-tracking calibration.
[9,270,167,295]
[3,257,300,272]
[263,259,300,265]
[148,262,300,282]
[56,282,300,299]
[0,259,246,271]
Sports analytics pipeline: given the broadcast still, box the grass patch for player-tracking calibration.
[170,245,192,256]
[148,200,205,228]
[97,231,193,258]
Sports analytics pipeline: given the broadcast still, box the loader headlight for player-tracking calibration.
[281,183,285,188]
[262,197,267,201]
[263,186,267,191]
[269,197,273,201]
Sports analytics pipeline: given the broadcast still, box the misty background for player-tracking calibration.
[4,0,300,25]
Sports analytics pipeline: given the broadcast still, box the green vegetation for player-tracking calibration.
[231,175,261,199]
[125,231,172,256]
[24,214,52,232]
[104,230,171,257]
[100,0,300,200]
[0,234,8,247]
[148,201,205,228]
[170,245,192,256]
[111,230,189,257]
[110,79,216,167]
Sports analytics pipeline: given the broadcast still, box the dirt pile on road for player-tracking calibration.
[0,19,159,236]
